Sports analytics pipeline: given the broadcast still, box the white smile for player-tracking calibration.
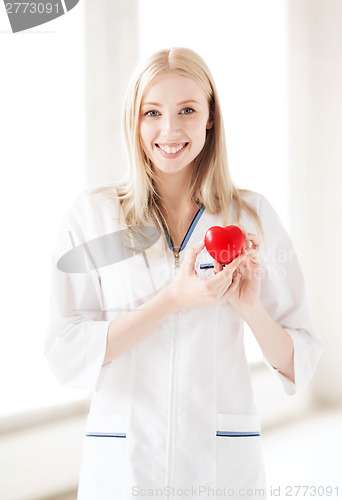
[156,143,188,154]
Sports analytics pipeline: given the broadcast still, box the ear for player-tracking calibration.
[206,110,214,130]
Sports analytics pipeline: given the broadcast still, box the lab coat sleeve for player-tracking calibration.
[44,195,111,392]
[257,195,324,395]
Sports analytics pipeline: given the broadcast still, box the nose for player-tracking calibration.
[160,114,181,137]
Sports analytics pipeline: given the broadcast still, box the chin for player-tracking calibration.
[152,162,192,176]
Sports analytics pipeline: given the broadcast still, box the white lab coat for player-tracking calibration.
[45,184,324,500]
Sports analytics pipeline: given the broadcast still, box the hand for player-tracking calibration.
[214,228,262,317]
[167,239,248,312]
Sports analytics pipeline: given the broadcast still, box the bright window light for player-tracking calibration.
[138,0,289,365]
[0,4,88,416]
[0,0,289,417]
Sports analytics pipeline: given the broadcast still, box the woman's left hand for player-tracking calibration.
[213,228,262,317]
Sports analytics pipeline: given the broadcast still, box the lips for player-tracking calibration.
[156,142,189,158]
[156,142,188,155]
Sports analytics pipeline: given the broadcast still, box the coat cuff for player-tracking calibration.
[264,327,324,396]
[87,320,111,391]
[63,320,111,392]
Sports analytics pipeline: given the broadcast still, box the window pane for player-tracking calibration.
[0,4,88,416]
[138,0,289,364]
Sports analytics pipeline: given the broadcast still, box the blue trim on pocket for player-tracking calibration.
[216,431,260,437]
[86,432,126,438]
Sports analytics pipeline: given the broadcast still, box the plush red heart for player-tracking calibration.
[204,225,245,265]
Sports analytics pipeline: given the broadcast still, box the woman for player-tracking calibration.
[45,47,324,499]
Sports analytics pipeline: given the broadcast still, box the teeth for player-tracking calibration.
[158,143,186,154]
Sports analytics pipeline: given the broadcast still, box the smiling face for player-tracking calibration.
[139,72,213,177]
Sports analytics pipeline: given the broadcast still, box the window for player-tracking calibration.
[0,0,290,418]
[0,3,88,417]
[138,0,289,365]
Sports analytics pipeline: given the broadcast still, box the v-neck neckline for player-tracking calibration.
[163,204,205,253]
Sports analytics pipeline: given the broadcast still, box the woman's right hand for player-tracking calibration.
[166,240,247,312]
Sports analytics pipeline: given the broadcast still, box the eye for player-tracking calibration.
[181,108,195,115]
[144,110,160,117]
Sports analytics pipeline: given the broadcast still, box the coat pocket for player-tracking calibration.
[77,414,127,500]
[216,413,266,498]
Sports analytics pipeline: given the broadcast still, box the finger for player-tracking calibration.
[239,226,261,252]
[211,250,246,284]
[220,271,241,302]
[245,248,259,261]
[182,239,205,274]
[239,225,251,249]
[191,238,206,252]
[244,247,260,267]
[232,268,239,279]
[225,250,247,272]
[213,260,223,274]
[245,232,261,250]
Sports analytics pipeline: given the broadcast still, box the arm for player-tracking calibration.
[103,286,177,365]
[242,302,294,383]
[46,201,245,388]
[214,238,295,383]
[224,195,324,394]
[104,241,247,364]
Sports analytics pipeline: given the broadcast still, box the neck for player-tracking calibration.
[153,166,193,213]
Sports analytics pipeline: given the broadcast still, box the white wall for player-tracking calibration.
[0,0,88,418]
[287,0,342,405]
[1,1,340,498]
[84,0,138,187]
[138,0,290,229]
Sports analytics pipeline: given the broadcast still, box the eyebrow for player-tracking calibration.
[141,99,200,107]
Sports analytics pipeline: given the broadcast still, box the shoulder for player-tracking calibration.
[237,189,283,225]
[237,189,271,213]
[234,189,290,252]
[66,181,122,222]
[53,182,125,254]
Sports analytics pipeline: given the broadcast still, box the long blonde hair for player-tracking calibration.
[98,47,263,249]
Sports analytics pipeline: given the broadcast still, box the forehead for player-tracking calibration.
[141,73,207,104]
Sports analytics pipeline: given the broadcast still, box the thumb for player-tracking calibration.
[182,239,205,275]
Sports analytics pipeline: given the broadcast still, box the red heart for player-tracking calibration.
[204,225,245,265]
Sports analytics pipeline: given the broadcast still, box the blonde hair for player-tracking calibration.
[99,47,263,249]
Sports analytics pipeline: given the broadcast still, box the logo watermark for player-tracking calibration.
[3,0,79,33]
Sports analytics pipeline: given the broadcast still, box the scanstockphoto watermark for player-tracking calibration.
[131,484,341,498]
[3,0,80,33]
[269,484,340,496]
[132,485,266,497]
